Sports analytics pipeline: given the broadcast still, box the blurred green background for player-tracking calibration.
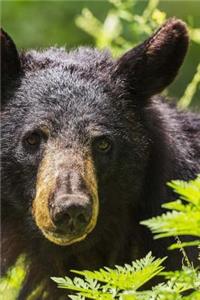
[2,0,200,108]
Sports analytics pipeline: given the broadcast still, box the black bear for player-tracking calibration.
[1,18,200,299]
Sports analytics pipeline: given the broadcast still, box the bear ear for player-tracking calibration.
[114,18,189,98]
[1,28,21,91]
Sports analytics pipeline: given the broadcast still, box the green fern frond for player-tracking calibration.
[51,253,165,299]
[167,175,200,207]
[141,175,200,248]
[71,253,165,291]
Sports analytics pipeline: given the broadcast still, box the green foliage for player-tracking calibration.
[0,257,26,300]
[141,175,200,249]
[51,256,200,300]
[122,265,200,300]
[52,253,165,299]
[178,64,200,109]
[76,0,167,56]
[52,176,200,299]
[76,0,200,107]
[52,253,166,300]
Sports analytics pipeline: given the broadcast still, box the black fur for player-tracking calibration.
[1,19,200,299]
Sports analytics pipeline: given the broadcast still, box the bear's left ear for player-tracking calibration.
[1,28,21,93]
[113,18,189,98]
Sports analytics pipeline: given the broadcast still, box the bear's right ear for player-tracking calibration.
[1,28,21,93]
[113,18,189,99]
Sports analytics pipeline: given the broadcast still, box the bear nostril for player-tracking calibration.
[77,213,87,225]
[54,212,71,227]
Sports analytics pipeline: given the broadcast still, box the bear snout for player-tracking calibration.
[32,148,99,245]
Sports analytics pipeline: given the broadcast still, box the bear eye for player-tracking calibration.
[25,132,42,147]
[94,137,112,153]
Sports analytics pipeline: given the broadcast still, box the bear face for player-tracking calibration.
[1,35,151,248]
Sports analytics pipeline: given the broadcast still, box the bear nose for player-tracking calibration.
[50,198,92,235]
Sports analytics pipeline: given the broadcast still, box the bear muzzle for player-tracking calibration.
[32,150,99,246]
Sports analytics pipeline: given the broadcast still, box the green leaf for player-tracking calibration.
[142,175,200,248]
